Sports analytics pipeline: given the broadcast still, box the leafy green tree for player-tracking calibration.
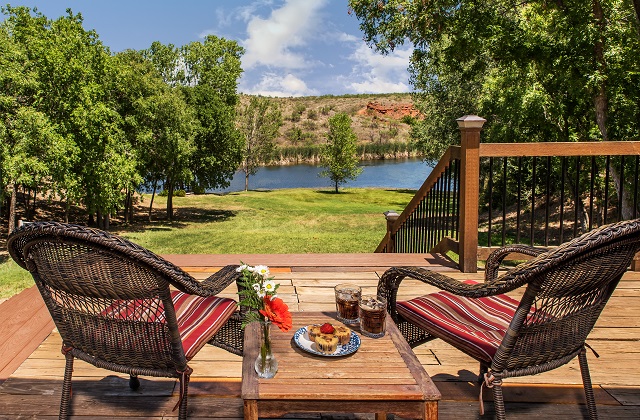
[348,0,640,149]
[349,0,640,217]
[320,113,362,193]
[144,37,244,218]
[2,6,140,229]
[180,36,245,194]
[238,96,283,190]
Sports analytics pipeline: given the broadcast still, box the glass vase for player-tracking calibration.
[254,319,278,378]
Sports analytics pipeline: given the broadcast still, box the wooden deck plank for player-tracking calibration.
[1,253,639,418]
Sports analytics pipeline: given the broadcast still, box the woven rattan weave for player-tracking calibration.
[7,221,244,419]
[379,218,640,420]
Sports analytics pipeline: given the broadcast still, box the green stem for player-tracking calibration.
[260,320,271,364]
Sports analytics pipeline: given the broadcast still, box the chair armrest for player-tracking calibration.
[200,264,242,295]
[169,264,241,297]
[484,245,548,282]
[378,266,522,323]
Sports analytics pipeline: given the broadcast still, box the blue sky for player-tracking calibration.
[2,0,413,97]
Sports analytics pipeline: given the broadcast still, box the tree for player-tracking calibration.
[2,6,141,229]
[349,0,640,217]
[238,96,283,190]
[144,37,244,218]
[180,36,245,194]
[320,113,362,193]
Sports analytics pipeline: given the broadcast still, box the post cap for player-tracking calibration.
[384,210,400,220]
[456,115,486,129]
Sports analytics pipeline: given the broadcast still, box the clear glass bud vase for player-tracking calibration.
[254,319,278,378]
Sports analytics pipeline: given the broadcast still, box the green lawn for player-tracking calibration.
[0,188,415,298]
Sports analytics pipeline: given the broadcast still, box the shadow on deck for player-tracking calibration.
[1,253,638,419]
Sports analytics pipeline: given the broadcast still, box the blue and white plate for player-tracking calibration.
[293,326,360,357]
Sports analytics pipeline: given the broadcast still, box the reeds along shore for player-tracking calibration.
[270,143,423,166]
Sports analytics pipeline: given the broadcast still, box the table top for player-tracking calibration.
[241,311,441,403]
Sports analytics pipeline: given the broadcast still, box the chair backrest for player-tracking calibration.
[7,222,188,372]
[492,218,640,373]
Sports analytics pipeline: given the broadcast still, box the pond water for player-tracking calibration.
[209,157,434,193]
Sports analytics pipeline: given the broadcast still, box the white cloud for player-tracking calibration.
[241,0,328,69]
[343,42,412,93]
[241,72,318,97]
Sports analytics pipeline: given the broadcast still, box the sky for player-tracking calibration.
[2,0,414,97]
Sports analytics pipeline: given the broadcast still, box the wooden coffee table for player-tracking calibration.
[241,311,440,420]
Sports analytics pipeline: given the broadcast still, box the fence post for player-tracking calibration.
[457,115,486,273]
[384,210,399,252]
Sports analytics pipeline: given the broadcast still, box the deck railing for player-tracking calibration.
[377,115,640,272]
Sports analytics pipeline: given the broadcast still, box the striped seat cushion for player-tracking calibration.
[396,281,520,363]
[172,291,237,360]
[101,292,237,361]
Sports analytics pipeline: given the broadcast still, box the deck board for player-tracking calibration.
[1,253,639,418]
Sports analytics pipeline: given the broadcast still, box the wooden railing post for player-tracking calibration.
[457,115,486,273]
[384,210,399,253]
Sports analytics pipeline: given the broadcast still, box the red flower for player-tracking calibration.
[259,296,292,332]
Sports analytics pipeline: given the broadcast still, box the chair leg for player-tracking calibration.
[178,371,191,420]
[129,374,140,390]
[578,348,599,420]
[491,379,506,420]
[59,351,74,420]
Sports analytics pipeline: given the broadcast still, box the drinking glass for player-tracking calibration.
[334,284,361,324]
[358,295,387,338]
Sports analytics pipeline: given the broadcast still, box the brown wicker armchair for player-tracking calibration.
[379,218,640,420]
[7,221,244,419]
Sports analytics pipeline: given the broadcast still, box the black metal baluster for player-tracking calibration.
[488,158,493,247]
[502,157,507,246]
[455,160,461,240]
[589,156,596,230]
[530,157,537,245]
[574,156,580,238]
[545,156,551,246]
[516,156,522,243]
[618,156,625,222]
[604,156,610,224]
[560,157,566,244]
[634,156,639,219]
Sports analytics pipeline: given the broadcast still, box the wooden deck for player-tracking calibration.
[1,253,639,419]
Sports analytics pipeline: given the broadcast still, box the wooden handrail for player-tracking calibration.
[479,141,640,157]
[377,114,640,273]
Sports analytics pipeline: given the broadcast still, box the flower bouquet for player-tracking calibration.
[237,263,292,378]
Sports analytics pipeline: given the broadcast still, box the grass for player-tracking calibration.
[0,187,416,299]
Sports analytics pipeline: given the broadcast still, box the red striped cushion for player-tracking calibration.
[171,291,237,360]
[100,293,237,361]
[396,281,520,363]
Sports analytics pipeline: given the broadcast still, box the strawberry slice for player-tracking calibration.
[320,323,335,334]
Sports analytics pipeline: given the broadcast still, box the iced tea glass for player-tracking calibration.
[334,284,361,324]
[358,295,387,338]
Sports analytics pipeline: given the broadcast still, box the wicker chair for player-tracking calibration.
[7,221,244,419]
[379,218,640,420]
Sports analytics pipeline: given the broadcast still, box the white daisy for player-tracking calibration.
[263,280,277,293]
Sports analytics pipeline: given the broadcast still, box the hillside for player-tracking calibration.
[239,93,421,159]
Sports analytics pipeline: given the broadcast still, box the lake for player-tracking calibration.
[209,157,433,193]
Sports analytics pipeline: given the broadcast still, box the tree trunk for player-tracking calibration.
[65,199,70,223]
[591,0,636,219]
[8,183,17,234]
[166,178,174,221]
[245,168,250,191]
[149,182,157,222]
[124,189,131,224]
[632,0,640,31]
[128,191,134,223]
